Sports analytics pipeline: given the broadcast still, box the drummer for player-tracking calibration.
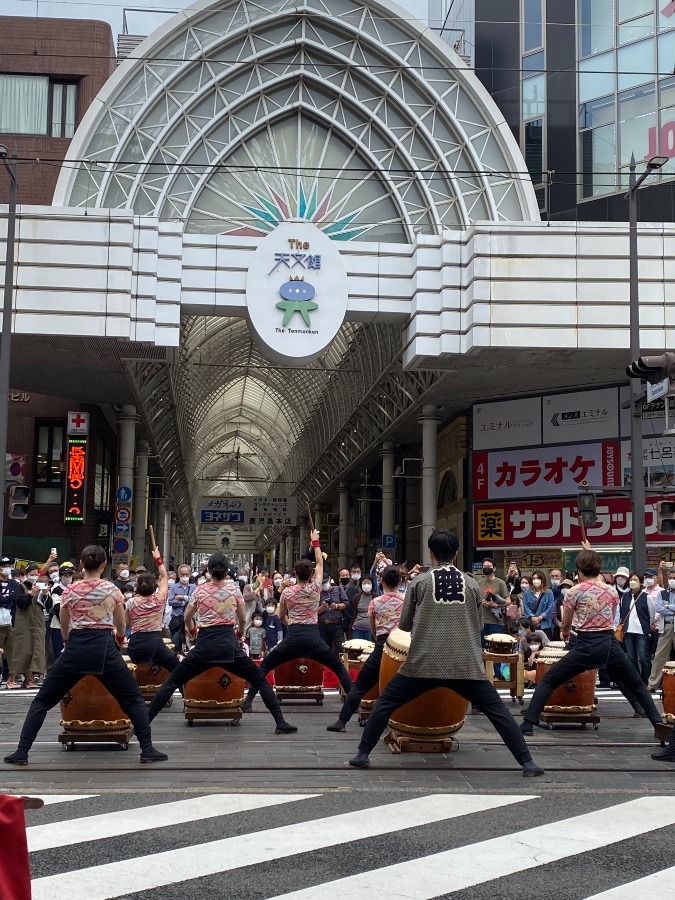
[327,564,404,733]
[521,544,663,735]
[241,529,352,711]
[348,530,545,777]
[125,545,178,676]
[146,552,297,734]
[4,545,167,766]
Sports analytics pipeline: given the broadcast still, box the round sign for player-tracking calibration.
[113,537,129,554]
[246,221,348,366]
[116,486,133,503]
[215,525,239,553]
[115,507,131,524]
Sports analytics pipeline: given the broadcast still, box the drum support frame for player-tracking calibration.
[384,732,456,753]
[538,711,600,730]
[58,727,133,751]
[482,651,525,704]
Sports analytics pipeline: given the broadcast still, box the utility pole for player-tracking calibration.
[0,147,18,557]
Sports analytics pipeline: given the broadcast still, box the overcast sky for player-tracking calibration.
[4,0,431,44]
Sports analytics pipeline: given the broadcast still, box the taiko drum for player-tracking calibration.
[183,666,245,716]
[379,628,468,740]
[661,661,675,723]
[134,661,170,700]
[274,658,324,697]
[60,670,134,737]
[535,647,596,713]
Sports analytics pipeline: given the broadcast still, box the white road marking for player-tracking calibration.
[268,797,675,899]
[28,793,318,852]
[583,866,675,899]
[30,793,531,899]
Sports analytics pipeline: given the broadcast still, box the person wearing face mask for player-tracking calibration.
[648,566,675,692]
[521,545,662,736]
[48,563,76,661]
[263,601,283,650]
[167,565,195,640]
[521,571,555,639]
[272,574,284,602]
[246,615,266,660]
[618,574,657,686]
[113,563,134,594]
[476,558,509,677]
[8,563,45,690]
[351,577,375,640]
[518,617,549,684]
[0,557,25,689]
[317,574,348,657]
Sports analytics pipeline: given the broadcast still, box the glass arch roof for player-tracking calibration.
[54,0,540,537]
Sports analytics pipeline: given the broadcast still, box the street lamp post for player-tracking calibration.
[628,153,668,574]
[0,147,18,557]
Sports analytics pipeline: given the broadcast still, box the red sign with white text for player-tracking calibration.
[474,495,674,547]
[472,441,620,501]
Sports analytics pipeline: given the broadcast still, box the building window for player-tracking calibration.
[578,0,614,58]
[34,420,65,505]
[523,0,543,52]
[580,122,617,198]
[0,75,77,137]
[618,83,657,187]
[579,52,615,103]
[94,439,113,514]
[524,117,545,209]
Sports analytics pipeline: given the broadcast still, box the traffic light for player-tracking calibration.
[626,352,675,384]
[657,500,675,535]
[8,484,29,519]
[578,491,597,528]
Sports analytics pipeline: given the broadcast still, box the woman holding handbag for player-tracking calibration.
[617,574,657,685]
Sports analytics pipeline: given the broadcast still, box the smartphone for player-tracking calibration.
[36,583,48,591]
[51,547,57,556]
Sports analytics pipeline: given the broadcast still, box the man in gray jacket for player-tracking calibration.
[348,530,544,777]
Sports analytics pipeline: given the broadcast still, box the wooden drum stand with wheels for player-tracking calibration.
[273,658,325,705]
[535,647,600,730]
[59,673,134,751]
[482,634,524,705]
[183,667,245,726]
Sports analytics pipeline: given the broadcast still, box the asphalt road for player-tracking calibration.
[2,686,674,899]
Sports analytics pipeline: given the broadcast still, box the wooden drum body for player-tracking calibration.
[358,651,380,725]
[485,633,518,655]
[59,671,135,750]
[535,648,596,714]
[274,658,324,704]
[661,661,675,723]
[183,666,245,725]
[134,661,170,701]
[379,628,468,751]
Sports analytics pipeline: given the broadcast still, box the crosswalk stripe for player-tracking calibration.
[268,797,675,900]
[34,795,99,807]
[27,793,318,853]
[30,793,531,900]
[583,866,675,899]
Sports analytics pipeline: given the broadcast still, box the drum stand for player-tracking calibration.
[538,710,600,730]
[483,651,525,705]
[383,732,456,754]
[58,726,133,752]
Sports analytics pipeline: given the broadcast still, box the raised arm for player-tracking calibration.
[311,529,323,585]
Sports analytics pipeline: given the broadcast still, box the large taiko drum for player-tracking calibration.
[358,650,380,724]
[134,661,171,701]
[60,667,135,741]
[274,658,324,704]
[183,666,245,725]
[379,628,468,742]
[484,633,518,655]
[535,647,596,713]
[661,661,675,723]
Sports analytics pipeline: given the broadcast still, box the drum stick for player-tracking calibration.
[577,514,587,545]
[149,524,157,552]
[306,503,315,534]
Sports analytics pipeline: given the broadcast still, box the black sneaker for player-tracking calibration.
[522,760,545,777]
[240,701,253,713]
[651,747,675,762]
[4,751,28,766]
[327,720,346,732]
[349,751,370,768]
[275,721,298,734]
[520,721,534,736]
[140,747,168,764]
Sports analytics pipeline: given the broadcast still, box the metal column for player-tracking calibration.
[420,404,440,566]
[338,482,349,569]
[381,442,395,538]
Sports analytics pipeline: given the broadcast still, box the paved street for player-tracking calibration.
[1,687,674,899]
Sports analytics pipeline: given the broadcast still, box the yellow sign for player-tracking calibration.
[476,508,505,542]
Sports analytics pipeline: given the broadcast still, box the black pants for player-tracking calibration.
[245,624,352,703]
[525,631,662,726]
[148,625,285,725]
[15,630,153,754]
[359,673,533,765]
[169,615,183,639]
[318,621,345,657]
[339,636,385,724]
[127,632,179,673]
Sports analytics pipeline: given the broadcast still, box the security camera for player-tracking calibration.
[0,145,8,158]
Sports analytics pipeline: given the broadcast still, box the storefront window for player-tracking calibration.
[579,52,615,102]
[618,39,655,91]
[524,118,543,182]
[94,440,112,514]
[578,0,614,58]
[581,123,617,197]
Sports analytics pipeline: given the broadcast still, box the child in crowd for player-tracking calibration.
[263,601,284,649]
[246,615,266,660]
